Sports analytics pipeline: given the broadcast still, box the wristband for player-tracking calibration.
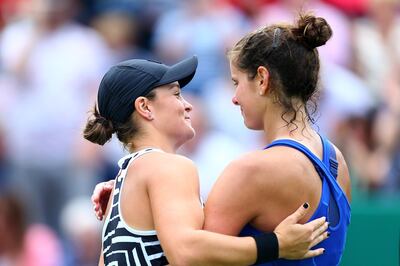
[252,232,279,264]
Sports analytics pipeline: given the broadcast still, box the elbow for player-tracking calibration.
[167,249,198,266]
[165,233,204,266]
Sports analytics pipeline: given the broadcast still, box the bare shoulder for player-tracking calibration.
[331,144,352,202]
[331,144,347,167]
[126,152,198,182]
[132,151,195,169]
[205,147,307,233]
[220,148,298,188]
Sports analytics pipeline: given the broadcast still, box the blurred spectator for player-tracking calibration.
[0,192,63,266]
[60,196,101,266]
[90,1,154,63]
[255,0,353,67]
[0,0,111,231]
[0,125,6,186]
[0,192,26,265]
[179,94,247,199]
[202,76,268,150]
[220,0,273,18]
[352,0,400,102]
[152,0,249,95]
[344,0,400,192]
[323,0,368,15]
[317,62,374,137]
[0,0,27,29]
[333,108,400,192]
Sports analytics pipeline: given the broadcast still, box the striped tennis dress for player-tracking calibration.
[102,148,168,265]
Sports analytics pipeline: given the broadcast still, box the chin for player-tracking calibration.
[182,126,196,141]
[186,127,196,140]
[243,119,255,129]
[244,120,262,131]
[176,129,196,148]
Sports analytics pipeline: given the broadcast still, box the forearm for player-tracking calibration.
[169,229,256,266]
[98,252,104,266]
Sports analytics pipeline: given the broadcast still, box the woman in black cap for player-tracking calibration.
[84,56,328,265]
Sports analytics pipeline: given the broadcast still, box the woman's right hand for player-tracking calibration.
[274,203,329,259]
[91,180,115,220]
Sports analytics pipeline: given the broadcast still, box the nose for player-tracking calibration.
[232,96,239,105]
[183,98,193,112]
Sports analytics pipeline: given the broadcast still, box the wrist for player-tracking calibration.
[252,232,279,264]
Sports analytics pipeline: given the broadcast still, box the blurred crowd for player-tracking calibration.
[0,0,399,265]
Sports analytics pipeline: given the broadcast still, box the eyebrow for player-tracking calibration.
[168,83,181,90]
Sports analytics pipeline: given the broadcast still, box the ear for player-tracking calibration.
[134,96,154,121]
[256,66,270,96]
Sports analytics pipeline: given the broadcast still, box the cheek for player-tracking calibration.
[235,85,246,103]
[241,96,265,128]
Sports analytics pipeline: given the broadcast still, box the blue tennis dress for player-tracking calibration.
[239,136,351,266]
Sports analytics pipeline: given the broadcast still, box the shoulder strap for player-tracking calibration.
[117,148,164,183]
[118,148,163,169]
[320,135,339,180]
[266,139,326,174]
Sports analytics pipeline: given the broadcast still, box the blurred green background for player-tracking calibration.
[341,189,400,266]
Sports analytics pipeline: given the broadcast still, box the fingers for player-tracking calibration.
[311,221,329,240]
[302,248,325,259]
[92,181,113,201]
[310,231,329,248]
[284,202,311,224]
[92,182,106,204]
[94,207,103,221]
[92,182,109,220]
[105,180,114,190]
[92,196,103,221]
[306,216,327,231]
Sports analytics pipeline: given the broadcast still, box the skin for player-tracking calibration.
[96,82,329,265]
[203,62,351,238]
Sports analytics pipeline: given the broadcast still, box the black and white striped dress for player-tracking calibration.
[102,148,168,265]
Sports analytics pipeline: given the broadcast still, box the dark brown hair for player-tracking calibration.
[83,90,156,148]
[228,13,332,128]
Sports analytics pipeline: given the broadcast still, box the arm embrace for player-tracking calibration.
[92,153,328,264]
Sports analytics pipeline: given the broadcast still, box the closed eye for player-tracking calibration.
[174,91,182,98]
[231,78,238,87]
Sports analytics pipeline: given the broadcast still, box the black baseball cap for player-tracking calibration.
[98,55,198,124]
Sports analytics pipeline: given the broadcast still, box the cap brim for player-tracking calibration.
[155,55,198,89]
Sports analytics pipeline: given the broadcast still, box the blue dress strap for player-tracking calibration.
[265,139,327,175]
[265,138,336,183]
[266,138,347,206]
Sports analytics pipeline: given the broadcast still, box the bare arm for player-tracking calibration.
[205,154,327,259]
[92,155,328,261]
[98,250,104,266]
[147,154,257,266]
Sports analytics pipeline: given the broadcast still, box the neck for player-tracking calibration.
[128,131,181,154]
[263,102,316,144]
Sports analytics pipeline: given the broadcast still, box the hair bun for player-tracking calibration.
[292,14,332,49]
[83,107,115,146]
[95,116,114,131]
